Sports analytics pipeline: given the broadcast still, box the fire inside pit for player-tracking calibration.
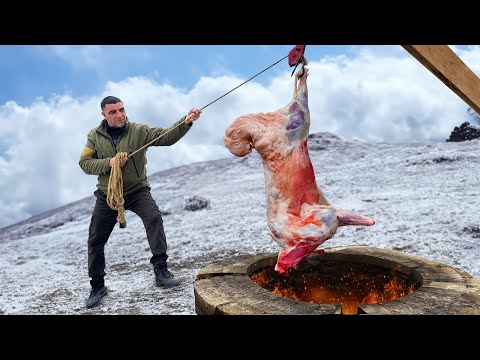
[250,261,420,314]
[194,246,480,315]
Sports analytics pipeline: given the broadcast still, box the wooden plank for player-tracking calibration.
[402,45,480,114]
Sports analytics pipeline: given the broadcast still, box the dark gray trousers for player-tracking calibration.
[87,187,168,288]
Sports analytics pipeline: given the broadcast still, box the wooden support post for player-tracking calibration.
[402,45,480,114]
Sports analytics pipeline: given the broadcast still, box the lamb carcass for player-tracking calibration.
[224,67,375,275]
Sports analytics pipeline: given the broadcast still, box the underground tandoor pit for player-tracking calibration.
[250,260,420,314]
[194,246,480,315]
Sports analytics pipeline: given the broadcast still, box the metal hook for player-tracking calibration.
[290,62,300,76]
[297,57,308,78]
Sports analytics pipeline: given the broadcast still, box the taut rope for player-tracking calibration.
[107,52,289,228]
[128,53,289,158]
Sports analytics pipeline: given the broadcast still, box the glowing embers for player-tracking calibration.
[194,247,480,315]
[250,260,421,314]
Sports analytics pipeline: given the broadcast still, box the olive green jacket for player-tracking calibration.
[79,116,192,195]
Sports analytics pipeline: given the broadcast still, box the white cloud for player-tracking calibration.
[48,45,104,70]
[0,47,477,228]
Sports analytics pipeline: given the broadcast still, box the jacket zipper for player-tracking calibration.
[130,152,140,178]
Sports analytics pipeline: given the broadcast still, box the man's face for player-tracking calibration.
[102,102,126,128]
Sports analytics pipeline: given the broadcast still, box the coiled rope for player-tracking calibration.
[107,52,289,228]
[107,152,128,228]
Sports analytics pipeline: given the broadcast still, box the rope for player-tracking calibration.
[107,152,128,228]
[108,52,289,228]
[128,53,289,158]
[199,54,289,111]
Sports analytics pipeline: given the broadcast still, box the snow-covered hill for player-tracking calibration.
[1,132,479,314]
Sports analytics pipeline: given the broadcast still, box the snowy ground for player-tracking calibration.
[0,132,479,315]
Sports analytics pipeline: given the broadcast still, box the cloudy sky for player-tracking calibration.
[1,45,479,229]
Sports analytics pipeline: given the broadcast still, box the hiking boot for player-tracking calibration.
[85,286,108,308]
[154,264,181,287]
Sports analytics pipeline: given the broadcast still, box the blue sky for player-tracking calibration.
[0,45,479,229]
[0,45,381,105]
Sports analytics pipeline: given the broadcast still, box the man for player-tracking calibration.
[79,96,202,309]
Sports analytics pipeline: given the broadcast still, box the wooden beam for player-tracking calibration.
[402,45,480,114]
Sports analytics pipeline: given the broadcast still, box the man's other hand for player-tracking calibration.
[110,155,128,168]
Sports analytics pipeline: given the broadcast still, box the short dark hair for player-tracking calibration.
[101,96,123,110]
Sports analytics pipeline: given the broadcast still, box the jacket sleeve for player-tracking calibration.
[79,131,111,175]
[146,116,192,146]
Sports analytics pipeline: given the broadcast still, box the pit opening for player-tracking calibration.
[250,260,421,314]
[194,246,480,315]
